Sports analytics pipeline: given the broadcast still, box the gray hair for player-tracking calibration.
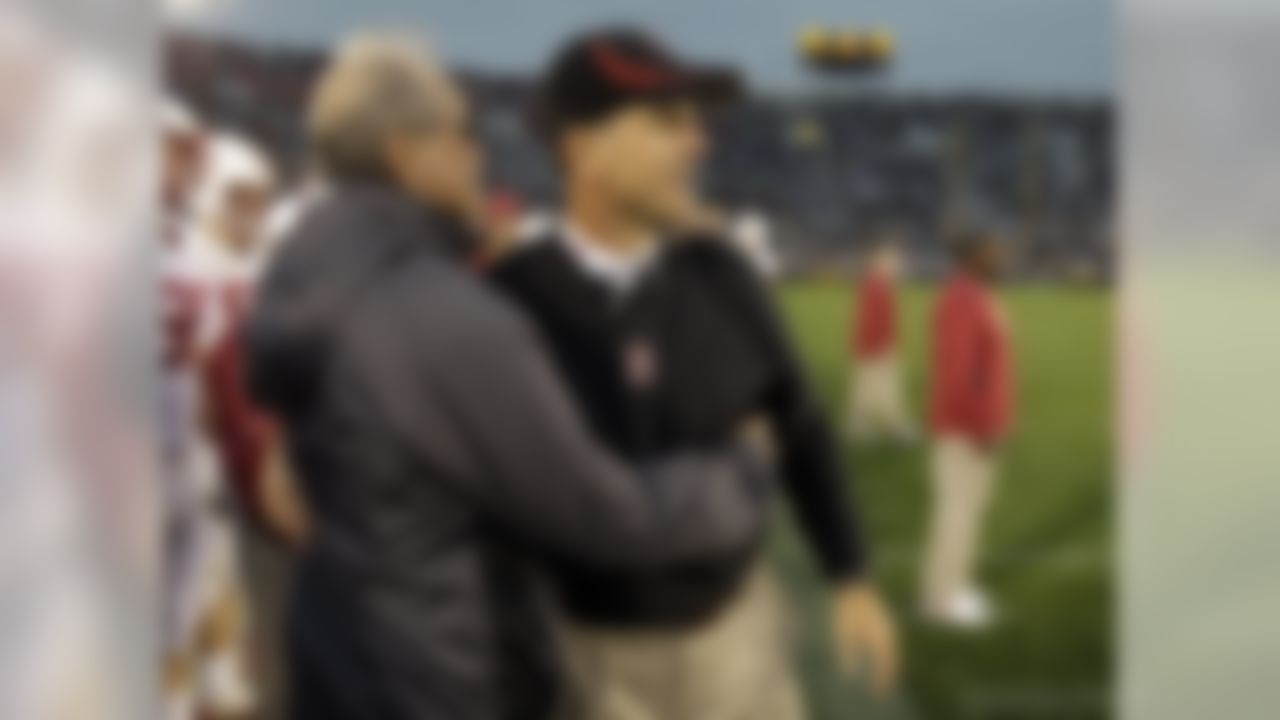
[307,33,454,180]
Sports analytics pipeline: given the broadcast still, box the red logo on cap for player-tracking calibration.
[591,42,673,91]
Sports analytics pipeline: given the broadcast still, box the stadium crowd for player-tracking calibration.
[167,34,1113,280]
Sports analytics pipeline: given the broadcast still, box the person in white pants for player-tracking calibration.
[848,238,916,444]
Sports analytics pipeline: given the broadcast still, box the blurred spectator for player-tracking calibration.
[847,230,917,444]
[922,228,1015,629]
[160,103,259,720]
[2,12,153,717]
[190,131,305,719]
[192,133,279,515]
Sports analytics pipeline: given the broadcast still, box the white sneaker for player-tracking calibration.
[925,587,996,630]
[199,649,257,717]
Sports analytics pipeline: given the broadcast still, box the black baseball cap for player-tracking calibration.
[531,28,744,140]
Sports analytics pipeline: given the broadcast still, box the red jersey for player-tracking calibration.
[203,279,276,520]
[854,270,896,358]
[930,272,1015,442]
[189,235,277,523]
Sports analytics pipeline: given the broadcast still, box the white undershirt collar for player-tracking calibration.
[560,220,660,297]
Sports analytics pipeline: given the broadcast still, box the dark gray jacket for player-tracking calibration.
[246,185,769,720]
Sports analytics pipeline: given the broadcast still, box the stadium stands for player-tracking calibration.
[167,35,1113,279]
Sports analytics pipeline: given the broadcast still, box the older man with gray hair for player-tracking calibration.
[247,34,772,720]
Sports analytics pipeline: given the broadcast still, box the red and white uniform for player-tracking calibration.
[185,231,276,523]
[162,131,275,719]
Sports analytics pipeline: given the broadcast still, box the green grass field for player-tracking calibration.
[771,282,1112,720]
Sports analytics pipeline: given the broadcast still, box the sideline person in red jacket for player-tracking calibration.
[847,232,917,443]
[921,228,1015,629]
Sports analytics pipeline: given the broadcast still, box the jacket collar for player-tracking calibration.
[330,180,477,262]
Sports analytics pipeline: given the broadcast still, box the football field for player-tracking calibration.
[771,282,1113,719]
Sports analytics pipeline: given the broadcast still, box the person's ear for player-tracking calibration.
[562,128,604,184]
[561,129,586,170]
[382,133,409,183]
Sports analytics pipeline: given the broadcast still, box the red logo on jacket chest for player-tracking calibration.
[622,336,659,391]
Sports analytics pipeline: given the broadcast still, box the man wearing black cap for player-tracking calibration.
[493,28,899,720]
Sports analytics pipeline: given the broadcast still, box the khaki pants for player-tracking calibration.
[847,355,914,442]
[921,436,998,612]
[560,568,805,720]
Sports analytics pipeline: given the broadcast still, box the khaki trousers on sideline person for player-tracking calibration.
[921,435,998,612]
[847,355,914,442]
[560,567,805,720]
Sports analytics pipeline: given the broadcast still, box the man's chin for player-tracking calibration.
[623,195,707,234]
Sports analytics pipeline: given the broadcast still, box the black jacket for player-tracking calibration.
[492,235,867,626]
[246,185,769,720]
